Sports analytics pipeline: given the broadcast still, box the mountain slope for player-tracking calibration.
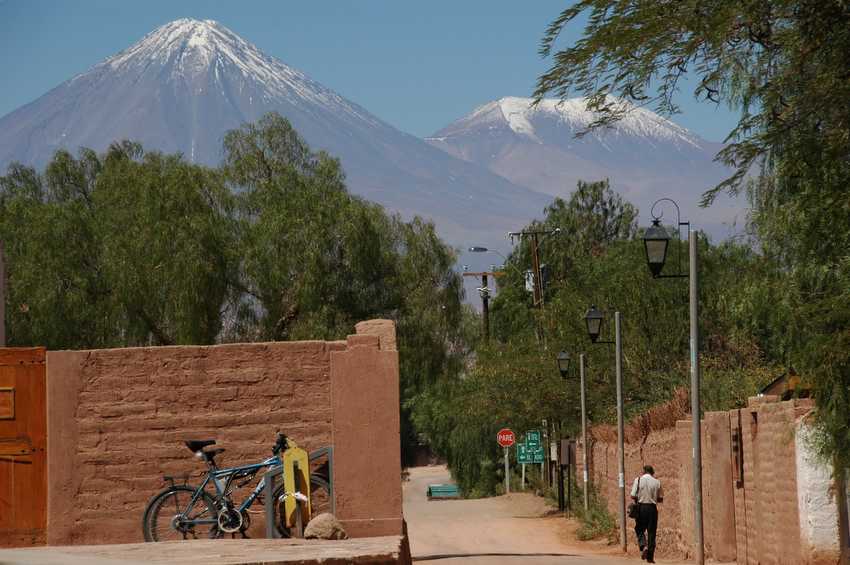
[0,20,550,245]
[427,97,743,237]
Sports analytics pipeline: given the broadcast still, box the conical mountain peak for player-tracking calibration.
[437,96,702,148]
[104,18,257,73]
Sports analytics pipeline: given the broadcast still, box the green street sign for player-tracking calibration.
[529,446,545,463]
[517,443,530,464]
[526,430,542,448]
[517,441,545,464]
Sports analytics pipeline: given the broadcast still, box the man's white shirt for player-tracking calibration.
[631,473,663,504]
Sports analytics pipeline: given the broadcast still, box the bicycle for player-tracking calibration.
[142,433,328,541]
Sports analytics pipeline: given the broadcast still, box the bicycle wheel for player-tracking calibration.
[143,485,220,542]
[272,475,328,538]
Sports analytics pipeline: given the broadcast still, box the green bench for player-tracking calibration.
[427,483,460,500]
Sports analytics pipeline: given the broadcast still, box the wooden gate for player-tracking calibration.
[0,348,46,547]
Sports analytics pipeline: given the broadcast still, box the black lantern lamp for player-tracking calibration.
[643,198,689,279]
[557,350,571,378]
[643,219,671,278]
[584,305,605,343]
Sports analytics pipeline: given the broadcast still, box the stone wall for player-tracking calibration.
[46,321,402,546]
[578,395,842,564]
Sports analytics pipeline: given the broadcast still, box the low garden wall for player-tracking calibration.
[46,320,402,545]
[578,392,842,564]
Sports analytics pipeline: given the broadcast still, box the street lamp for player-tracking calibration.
[641,198,688,279]
[642,197,704,565]
[643,220,671,278]
[584,305,606,344]
[558,350,590,513]
[468,246,507,261]
[557,350,571,378]
[555,349,576,515]
[583,306,625,552]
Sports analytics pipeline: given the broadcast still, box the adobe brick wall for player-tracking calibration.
[578,395,840,564]
[45,321,403,546]
[330,326,402,537]
[581,426,685,559]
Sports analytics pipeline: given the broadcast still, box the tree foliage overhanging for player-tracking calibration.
[412,179,783,495]
[531,1,850,469]
[0,113,472,464]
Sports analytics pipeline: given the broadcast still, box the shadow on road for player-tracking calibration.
[414,553,577,561]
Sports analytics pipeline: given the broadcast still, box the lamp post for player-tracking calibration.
[557,349,590,512]
[556,350,572,513]
[579,354,589,512]
[642,198,703,565]
[584,305,626,553]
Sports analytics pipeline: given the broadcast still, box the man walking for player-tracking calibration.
[631,465,663,563]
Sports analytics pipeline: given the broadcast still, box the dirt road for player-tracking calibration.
[404,465,685,564]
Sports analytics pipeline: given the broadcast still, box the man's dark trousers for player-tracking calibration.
[634,502,658,561]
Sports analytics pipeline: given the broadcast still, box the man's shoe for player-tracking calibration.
[641,548,647,560]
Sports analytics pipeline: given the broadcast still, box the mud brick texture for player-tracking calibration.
[45,320,403,546]
[577,394,838,564]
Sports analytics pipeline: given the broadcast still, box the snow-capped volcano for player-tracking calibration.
[0,19,550,245]
[447,96,702,149]
[101,19,377,127]
[427,97,742,237]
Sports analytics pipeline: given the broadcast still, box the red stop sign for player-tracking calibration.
[497,428,515,448]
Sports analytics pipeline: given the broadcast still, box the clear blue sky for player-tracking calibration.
[0,0,738,141]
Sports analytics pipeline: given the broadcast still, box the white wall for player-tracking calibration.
[796,420,841,563]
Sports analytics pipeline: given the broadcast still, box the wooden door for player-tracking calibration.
[0,348,46,547]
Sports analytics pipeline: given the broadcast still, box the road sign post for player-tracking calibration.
[497,428,515,494]
[517,431,546,492]
[504,447,510,493]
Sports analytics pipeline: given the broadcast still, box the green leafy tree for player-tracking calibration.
[416,182,780,495]
[221,113,468,463]
[0,144,236,347]
[1,112,469,463]
[535,0,850,468]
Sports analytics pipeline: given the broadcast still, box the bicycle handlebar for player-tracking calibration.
[272,433,289,455]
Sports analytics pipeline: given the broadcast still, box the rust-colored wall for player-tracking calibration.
[675,414,737,562]
[732,397,811,565]
[330,322,402,537]
[46,321,403,546]
[578,396,830,564]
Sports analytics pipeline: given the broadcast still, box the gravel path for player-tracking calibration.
[403,465,689,565]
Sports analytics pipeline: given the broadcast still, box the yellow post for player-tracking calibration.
[282,446,311,528]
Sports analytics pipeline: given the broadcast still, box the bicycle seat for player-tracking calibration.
[185,439,216,453]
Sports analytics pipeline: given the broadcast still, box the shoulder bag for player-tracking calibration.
[627,476,641,519]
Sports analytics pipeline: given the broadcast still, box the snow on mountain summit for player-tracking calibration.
[425,95,739,238]
[432,96,702,150]
[89,18,377,126]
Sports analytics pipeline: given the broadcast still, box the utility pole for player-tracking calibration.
[530,233,543,307]
[508,229,558,308]
[508,228,559,346]
[462,271,501,343]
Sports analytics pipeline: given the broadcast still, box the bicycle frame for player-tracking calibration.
[178,454,281,526]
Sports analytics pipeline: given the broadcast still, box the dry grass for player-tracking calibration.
[591,388,689,443]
